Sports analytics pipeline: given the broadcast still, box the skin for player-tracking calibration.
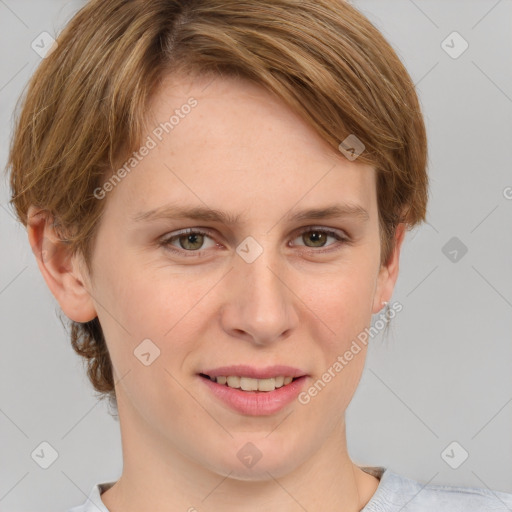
[28,72,405,511]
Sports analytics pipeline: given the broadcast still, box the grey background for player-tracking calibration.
[1,0,511,510]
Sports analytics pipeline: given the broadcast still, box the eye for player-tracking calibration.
[160,228,217,255]
[159,226,350,257]
[290,227,349,252]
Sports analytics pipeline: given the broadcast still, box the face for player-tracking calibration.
[40,73,403,480]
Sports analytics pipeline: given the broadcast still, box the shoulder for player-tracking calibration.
[66,505,87,512]
[362,467,512,512]
[65,481,115,512]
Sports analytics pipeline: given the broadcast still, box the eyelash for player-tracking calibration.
[159,226,351,257]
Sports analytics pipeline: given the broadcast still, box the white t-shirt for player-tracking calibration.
[67,466,512,511]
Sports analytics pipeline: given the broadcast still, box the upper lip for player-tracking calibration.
[199,365,307,379]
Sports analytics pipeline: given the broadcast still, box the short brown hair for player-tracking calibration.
[6,0,428,414]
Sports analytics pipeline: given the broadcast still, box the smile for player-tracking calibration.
[200,374,295,392]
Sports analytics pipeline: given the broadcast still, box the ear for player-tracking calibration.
[372,223,406,314]
[27,205,97,323]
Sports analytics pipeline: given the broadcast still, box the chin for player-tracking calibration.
[202,442,303,481]
[217,461,297,482]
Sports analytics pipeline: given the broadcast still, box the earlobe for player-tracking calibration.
[27,205,97,323]
[372,223,406,314]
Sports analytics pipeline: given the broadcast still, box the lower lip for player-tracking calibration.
[199,375,308,416]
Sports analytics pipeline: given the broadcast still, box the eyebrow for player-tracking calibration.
[131,202,370,225]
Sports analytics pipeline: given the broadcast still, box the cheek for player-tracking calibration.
[303,261,378,345]
[92,265,197,416]
[94,262,213,367]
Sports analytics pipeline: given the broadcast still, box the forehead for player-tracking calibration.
[105,72,378,223]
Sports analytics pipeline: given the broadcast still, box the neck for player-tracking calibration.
[101,395,380,512]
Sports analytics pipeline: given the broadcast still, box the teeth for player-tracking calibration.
[240,377,259,391]
[211,375,296,391]
[226,376,241,388]
[254,378,276,392]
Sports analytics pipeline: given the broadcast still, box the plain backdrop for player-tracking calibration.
[1,0,511,510]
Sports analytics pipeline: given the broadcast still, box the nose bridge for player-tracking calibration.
[229,234,295,342]
[245,252,283,304]
[241,237,286,309]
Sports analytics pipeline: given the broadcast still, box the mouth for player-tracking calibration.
[199,373,300,392]
[197,365,308,415]
[198,370,308,416]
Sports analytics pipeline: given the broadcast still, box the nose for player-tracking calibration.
[219,244,299,347]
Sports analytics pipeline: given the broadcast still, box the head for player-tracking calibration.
[7,0,427,478]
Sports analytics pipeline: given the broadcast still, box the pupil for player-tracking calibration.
[307,231,325,247]
[181,234,203,250]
